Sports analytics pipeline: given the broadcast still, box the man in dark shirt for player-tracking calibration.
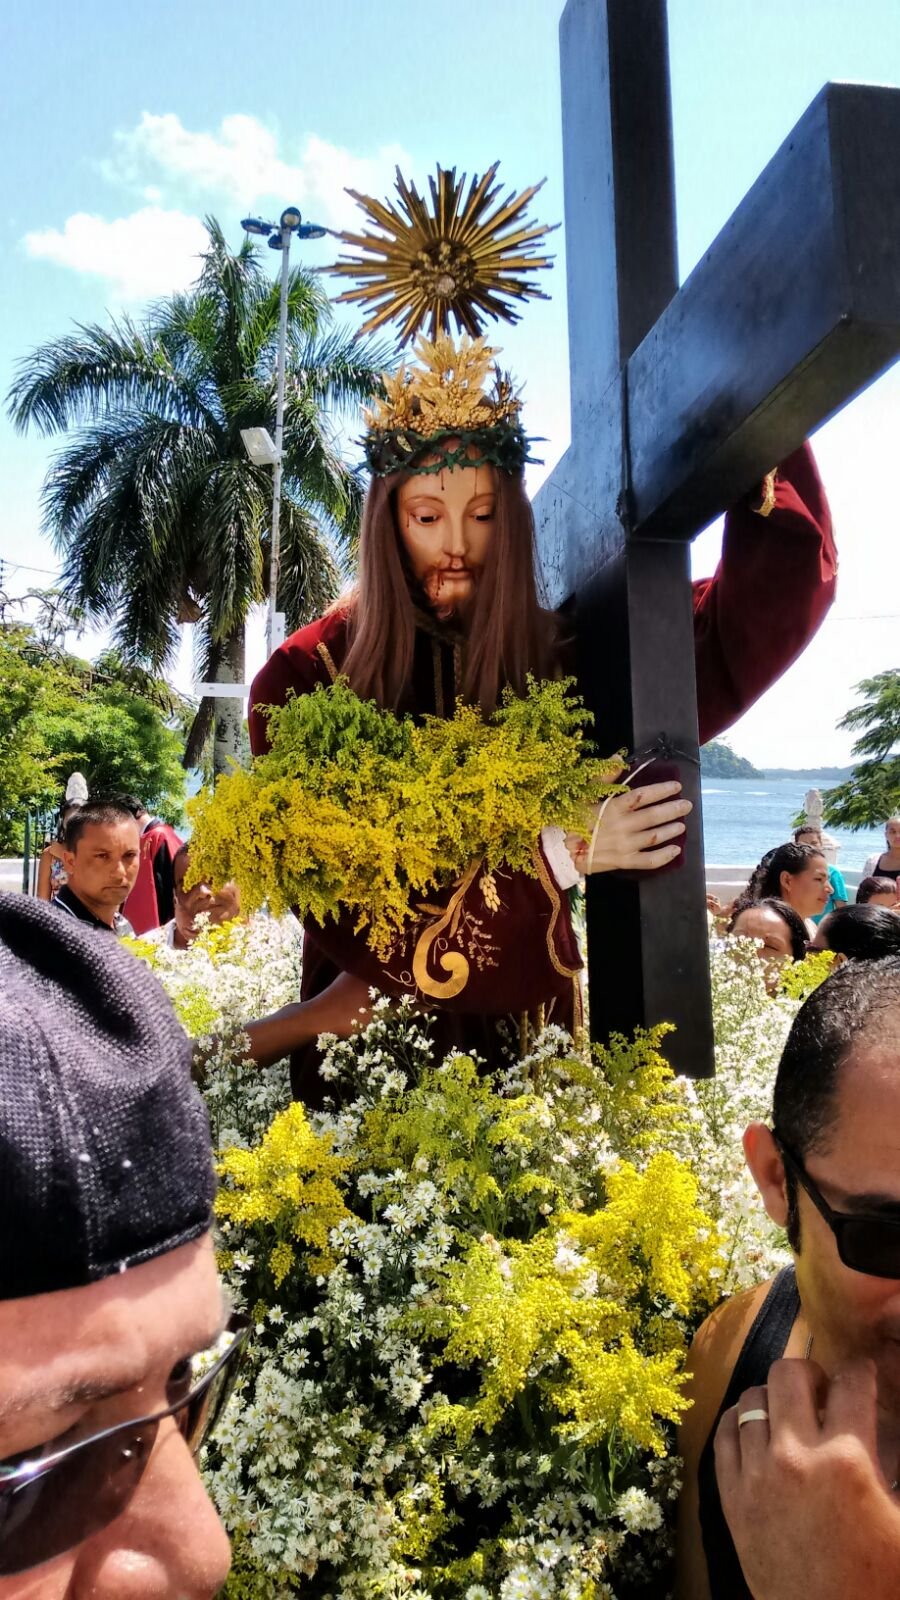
[54,801,141,935]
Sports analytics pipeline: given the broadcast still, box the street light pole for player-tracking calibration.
[268,221,293,654]
[239,208,329,656]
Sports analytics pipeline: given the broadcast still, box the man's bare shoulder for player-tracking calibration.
[692,1280,772,1368]
[679,1280,773,1463]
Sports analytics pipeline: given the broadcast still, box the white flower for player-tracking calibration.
[553,1237,583,1275]
[613,1486,663,1534]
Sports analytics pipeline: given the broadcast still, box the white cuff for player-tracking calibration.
[540,825,583,891]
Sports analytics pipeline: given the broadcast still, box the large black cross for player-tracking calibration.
[533,0,900,1076]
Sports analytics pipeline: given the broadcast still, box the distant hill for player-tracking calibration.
[762,766,854,781]
[700,739,763,779]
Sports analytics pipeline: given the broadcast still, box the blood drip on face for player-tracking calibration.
[421,560,480,620]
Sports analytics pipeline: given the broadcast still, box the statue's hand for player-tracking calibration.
[567,781,691,875]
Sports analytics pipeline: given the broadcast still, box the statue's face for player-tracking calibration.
[395,462,497,620]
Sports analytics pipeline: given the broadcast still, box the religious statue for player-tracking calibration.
[242,164,836,1100]
[804,789,824,830]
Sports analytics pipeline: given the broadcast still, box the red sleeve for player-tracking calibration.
[248,612,348,756]
[304,844,582,1016]
[692,442,837,744]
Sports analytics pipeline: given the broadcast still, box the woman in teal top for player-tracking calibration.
[794,826,847,924]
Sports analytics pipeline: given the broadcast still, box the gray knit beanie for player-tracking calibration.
[0,892,216,1301]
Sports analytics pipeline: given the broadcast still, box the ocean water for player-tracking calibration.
[701,777,887,871]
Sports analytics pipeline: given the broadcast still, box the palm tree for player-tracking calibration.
[7,217,388,772]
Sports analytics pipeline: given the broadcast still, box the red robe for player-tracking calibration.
[123,819,183,936]
[249,443,835,1094]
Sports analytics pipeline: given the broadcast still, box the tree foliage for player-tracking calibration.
[33,686,185,820]
[699,738,762,779]
[0,626,75,847]
[0,622,186,850]
[823,669,900,829]
[6,218,390,772]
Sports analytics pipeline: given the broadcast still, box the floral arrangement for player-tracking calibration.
[678,938,833,1293]
[186,678,624,959]
[125,914,301,1148]
[197,1008,722,1599]
[128,917,834,1597]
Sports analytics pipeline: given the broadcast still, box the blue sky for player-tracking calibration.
[3,0,900,766]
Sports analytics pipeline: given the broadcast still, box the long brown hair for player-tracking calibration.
[341,468,559,714]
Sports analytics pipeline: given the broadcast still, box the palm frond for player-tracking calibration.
[290,327,395,414]
[240,265,327,377]
[9,214,369,689]
[275,492,342,631]
[197,458,266,638]
[282,404,365,543]
[6,320,209,436]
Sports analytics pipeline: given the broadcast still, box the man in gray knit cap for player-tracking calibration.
[0,893,241,1596]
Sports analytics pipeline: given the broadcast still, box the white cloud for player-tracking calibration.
[23,116,415,301]
[109,112,411,231]
[23,207,210,301]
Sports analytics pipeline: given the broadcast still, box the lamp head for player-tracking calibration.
[240,427,279,467]
[241,216,274,237]
[297,222,328,240]
[280,206,302,230]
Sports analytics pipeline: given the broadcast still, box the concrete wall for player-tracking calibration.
[706,864,863,903]
[0,861,25,895]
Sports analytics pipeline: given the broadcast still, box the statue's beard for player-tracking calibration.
[421,561,482,624]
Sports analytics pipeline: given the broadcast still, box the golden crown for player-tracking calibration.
[328,163,555,476]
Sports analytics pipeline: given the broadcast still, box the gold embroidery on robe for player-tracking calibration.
[410,859,482,998]
[531,846,582,979]
[752,470,777,518]
[316,641,339,682]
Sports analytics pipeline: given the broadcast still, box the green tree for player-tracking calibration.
[823,669,900,828]
[700,738,762,779]
[33,686,186,822]
[7,218,388,773]
[0,621,188,849]
[0,626,74,848]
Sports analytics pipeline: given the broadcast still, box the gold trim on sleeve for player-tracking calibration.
[315,641,340,682]
[531,846,582,979]
[752,470,777,518]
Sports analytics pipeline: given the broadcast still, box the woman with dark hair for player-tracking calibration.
[861,818,900,886]
[810,903,900,962]
[727,897,808,967]
[243,164,836,1096]
[740,843,831,936]
[855,875,900,908]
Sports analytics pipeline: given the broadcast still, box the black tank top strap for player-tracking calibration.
[875,858,900,882]
[697,1266,800,1599]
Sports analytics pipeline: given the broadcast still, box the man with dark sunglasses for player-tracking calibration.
[676,955,900,1600]
[0,893,239,1596]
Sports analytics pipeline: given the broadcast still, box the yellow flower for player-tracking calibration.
[187,678,625,956]
[216,1102,350,1281]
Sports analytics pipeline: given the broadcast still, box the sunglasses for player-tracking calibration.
[775,1133,900,1279]
[0,1311,249,1577]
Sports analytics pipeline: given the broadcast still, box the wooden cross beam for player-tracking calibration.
[533,0,900,1076]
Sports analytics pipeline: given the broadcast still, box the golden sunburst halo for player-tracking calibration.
[328,162,556,344]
